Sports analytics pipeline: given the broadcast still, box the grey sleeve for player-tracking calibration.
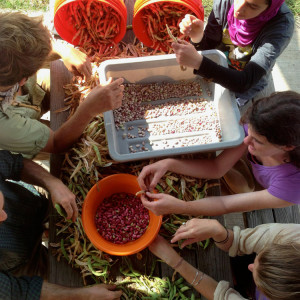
[250,3,294,73]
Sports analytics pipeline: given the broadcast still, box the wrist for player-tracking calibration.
[213,223,229,243]
[167,253,182,268]
[194,54,203,70]
[191,34,203,44]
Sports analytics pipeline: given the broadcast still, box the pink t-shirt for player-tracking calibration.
[244,125,300,204]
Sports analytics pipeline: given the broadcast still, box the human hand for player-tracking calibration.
[83,77,124,117]
[138,160,170,191]
[172,40,203,70]
[141,192,186,215]
[148,235,181,267]
[61,46,93,80]
[179,14,204,43]
[171,219,224,248]
[83,284,122,300]
[50,180,78,222]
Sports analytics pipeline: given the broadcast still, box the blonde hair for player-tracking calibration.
[256,242,300,300]
[0,12,52,86]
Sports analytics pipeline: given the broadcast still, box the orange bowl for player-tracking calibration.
[82,174,162,256]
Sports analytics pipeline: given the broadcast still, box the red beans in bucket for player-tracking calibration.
[95,193,150,244]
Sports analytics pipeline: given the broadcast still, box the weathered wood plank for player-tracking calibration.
[273,205,300,224]
[49,60,83,285]
[244,209,275,228]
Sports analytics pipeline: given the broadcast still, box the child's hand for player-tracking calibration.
[179,14,204,43]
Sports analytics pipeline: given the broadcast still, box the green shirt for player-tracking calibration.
[0,76,50,158]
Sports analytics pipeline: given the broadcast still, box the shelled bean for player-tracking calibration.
[95,193,149,244]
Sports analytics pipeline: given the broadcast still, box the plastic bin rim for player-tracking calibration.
[98,50,228,76]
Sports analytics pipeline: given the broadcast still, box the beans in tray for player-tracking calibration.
[95,193,150,244]
[112,80,222,152]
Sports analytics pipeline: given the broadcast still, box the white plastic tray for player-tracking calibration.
[98,50,244,162]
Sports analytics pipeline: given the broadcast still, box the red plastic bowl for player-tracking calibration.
[82,174,162,256]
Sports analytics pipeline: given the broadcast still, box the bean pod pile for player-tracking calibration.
[95,193,150,244]
[140,2,193,50]
[68,0,121,54]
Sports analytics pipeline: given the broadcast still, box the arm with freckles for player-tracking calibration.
[141,189,293,216]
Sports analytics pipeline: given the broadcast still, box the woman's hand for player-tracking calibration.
[141,192,186,215]
[138,159,170,191]
[171,219,226,248]
[179,14,204,43]
[172,40,203,70]
[149,235,181,267]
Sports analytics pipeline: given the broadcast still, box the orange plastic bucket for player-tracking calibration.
[133,0,204,51]
[54,0,127,48]
[82,174,162,256]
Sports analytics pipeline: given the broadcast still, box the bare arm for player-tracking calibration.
[21,158,78,221]
[142,189,293,216]
[149,235,218,300]
[41,282,122,300]
[41,78,124,154]
[138,143,247,191]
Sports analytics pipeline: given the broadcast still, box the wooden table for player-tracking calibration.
[49,60,233,291]
[48,0,233,292]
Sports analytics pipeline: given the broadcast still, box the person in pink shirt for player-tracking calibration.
[138,91,300,216]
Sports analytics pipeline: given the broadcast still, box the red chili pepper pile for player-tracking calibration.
[140,2,193,51]
[68,0,121,54]
[95,193,150,244]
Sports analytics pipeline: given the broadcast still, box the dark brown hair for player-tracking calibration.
[241,91,300,168]
[0,12,52,86]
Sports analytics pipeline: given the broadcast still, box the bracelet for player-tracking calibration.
[193,271,205,287]
[191,270,199,286]
[213,227,230,244]
[173,257,184,270]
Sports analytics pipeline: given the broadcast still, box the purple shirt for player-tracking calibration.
[256,288,269,300]
[244,125,300,204]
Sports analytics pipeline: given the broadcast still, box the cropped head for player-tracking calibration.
[254,243,300,300]
[241,91,300,168]
[0,12,52,87]
[228,0,285,46]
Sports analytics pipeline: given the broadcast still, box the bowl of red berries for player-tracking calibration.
[82,173,162,256]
